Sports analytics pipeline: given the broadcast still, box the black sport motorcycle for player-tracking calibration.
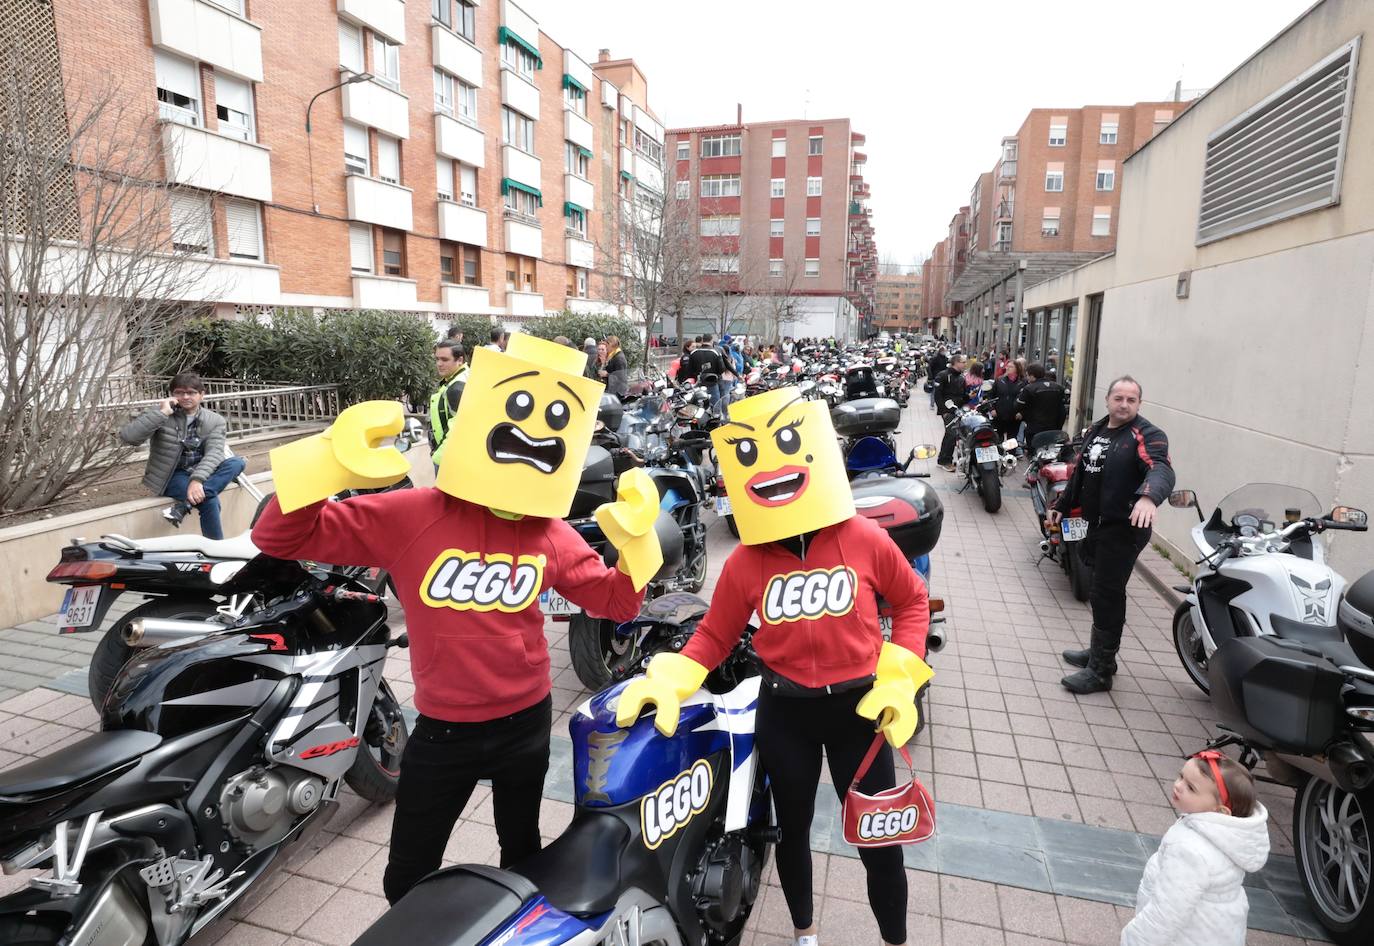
[0,555,408,946]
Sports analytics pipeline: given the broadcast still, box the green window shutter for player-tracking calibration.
[497,27,543,69]
[562,74,588,94]
[500,178,543,205]
[576,146,593,160]
[564,201,587,216]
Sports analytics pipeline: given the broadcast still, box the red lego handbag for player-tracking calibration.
[841,733,936,847]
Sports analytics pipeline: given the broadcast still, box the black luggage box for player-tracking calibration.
[851,476,943,560]
[832,397,902,437]
[569,446,616,519]
[1208,636,1345,755]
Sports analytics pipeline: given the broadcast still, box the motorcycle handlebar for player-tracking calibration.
[323,585,383,604]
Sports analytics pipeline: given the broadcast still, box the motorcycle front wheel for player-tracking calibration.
[89,598,222,713]
[1294,775,1374,944]
[1172,605,1210,694]
[0,916,61,946]
[346,680,408,802]
[569,612,638,691]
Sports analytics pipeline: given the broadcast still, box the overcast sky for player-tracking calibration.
[536,0,1317,268]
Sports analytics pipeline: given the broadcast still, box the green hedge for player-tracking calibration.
[523,312,642,368]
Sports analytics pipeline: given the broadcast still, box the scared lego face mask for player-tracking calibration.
[435,334,603,518]
[712,387,854,545]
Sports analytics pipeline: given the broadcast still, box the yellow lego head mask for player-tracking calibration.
[711,387,854,545]
[435,333,602,518]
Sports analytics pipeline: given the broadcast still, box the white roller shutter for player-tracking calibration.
[214,73,254,141]
[349,223,373,273]
[378,135,400,183]
[343,121,369,175]
[436,156,453,200]
[155,50,199,99]
[459,163,477,206]
[338,19,364,73]
[169,193,212,254]
[225,199,262,260]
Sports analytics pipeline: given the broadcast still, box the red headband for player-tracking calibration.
[1191,750,1231,809]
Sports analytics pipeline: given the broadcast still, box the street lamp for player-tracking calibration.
[305,71,374,214]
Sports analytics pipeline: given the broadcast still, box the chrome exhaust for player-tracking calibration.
[1039,539,1052,555]
[124,618,220,648]
[926,627,945,653]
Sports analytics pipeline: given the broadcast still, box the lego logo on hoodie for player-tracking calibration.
[420,548,546,612]
[762,565,857,623]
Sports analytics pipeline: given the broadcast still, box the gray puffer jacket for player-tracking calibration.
[119,407,228,493]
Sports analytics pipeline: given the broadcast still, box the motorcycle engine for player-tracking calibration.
[219,766,324,849]
[692,834,760,936]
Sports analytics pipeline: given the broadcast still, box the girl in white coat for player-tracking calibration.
[1120,750,1270,946]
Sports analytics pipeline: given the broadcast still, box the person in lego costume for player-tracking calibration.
[252,334,662,905]
[617,386,932,946]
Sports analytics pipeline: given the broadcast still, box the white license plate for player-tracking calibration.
[1062,517,1089,542]
[60,585,102,628]
[716,496,732,516]
[539,589,577,616]
[879,615,893,640]
[974,446,1001,464]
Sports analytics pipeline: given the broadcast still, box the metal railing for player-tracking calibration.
[106,376,341,436]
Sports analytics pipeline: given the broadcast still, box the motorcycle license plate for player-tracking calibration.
[879,615,893,640]
[1061,518,1089,542]
[716,496,732,516]
[60,585,101,628]
[539,589,577,617]
[974,446,1000,465]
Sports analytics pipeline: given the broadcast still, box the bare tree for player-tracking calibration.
[0,16,216,512]
[743,251,806,347]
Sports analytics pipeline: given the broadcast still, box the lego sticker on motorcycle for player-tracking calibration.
[641,759,713,849]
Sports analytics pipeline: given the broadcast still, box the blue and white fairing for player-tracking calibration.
[570,676,761,833]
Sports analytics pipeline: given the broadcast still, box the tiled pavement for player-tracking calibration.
[0,403,1336,945]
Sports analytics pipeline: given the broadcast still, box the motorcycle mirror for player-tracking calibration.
[1332,506,1369,527]
[394,436,411,454]
[944,399,955,410]
[911,445,938,460]
[1168,490,1197,509]
[981,380,995,392]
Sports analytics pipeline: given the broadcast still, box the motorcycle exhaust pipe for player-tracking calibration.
[1039,539,1052,555]
[124,617,219,648]
[926,627,945,653]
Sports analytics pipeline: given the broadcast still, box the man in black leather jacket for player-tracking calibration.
[934,354,969,469]
[1015,363,1067,448]
[1047,376,1174,694]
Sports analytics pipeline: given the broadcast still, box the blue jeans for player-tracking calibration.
[713,380,734,418]
[164,456,246,540]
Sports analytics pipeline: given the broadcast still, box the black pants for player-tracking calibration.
[937,411,958,465]
[757,686,908,944]
[1085,522,1152,652]
[382,695,552,904]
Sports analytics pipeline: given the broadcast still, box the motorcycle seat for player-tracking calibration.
[0,730,161,800]
[512,812,631,916]
[1270,616,1362,666]
[120,531,260,560]
[353,864,537,946]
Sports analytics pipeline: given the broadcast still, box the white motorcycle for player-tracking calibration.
[1168,483,1369,693]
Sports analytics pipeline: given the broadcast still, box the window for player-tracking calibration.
[565,142,589,178]
[338,19,364,73]
[576,268,588,297]
[564,82,587,116]
[349,223,373,272]
[434,69,454,115]
[805,217,820,236]
[769,218,783,237]
[1154,108,1175,136]
[436,156,454,200]
[566,206,586,237]
[224,199,262,260]
[806,177,822,196]
[459,163,477,206]
[1092,209,1111,237]
[432,0,451,27]
[503,187,539,218]
[700,134,741,158]
[808,135,822,155]
[769,259,783,276]
[169,193,212,254]
[462,244,481,284]
[1096,166,1115,191]
[700,215,740,236]
[1100,118,1119,144]
[804,259,820,277]
[454,1,476,41]
[502,107,534,152]
[382,229,405,275]
[566,266,588,298]
[1041,208,1060,236]
[772,138,785,158]
[674,179,690,199]
[501,39,538,80]
[770,178,785,197]
[154,50,201,126]
[457,80,477,124]
[207,0,243,11]
[214,73,254,141]
[343,121,369,175]
[701,255,739,274]
[372,35,400,89]
[1045,170,1064,192]
[440,240,458,282]
[505,253,537,291]
[700,175,740,197]
[377,135,400,183]
[634,127,664,167]
[1048,121,1067,146]
[676,140,689,161]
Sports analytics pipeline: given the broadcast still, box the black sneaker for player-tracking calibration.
[162,502,190,528]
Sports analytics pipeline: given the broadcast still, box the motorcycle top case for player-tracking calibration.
[568,445,616,519]
[850,476,944,560]
[832,397,901,437]
[1208,636,1345,755]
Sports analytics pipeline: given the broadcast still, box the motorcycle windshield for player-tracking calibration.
[1214,483,1324,531]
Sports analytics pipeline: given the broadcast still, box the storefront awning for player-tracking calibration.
[497,27,542,69]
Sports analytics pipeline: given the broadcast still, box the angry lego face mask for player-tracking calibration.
[435,334,602,518]
[712,387,854,545]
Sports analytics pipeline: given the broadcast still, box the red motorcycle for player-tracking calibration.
[1025,431,1094,601]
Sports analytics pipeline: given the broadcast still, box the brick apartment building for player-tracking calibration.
[923,101,1187,349]
[663,118,875,341]
[874,271,922,333]
[33,0,664,330]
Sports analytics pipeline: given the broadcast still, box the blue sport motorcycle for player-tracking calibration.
[353,593,775,946]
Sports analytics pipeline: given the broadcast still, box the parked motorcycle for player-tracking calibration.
[1024,430,1093,601]
[832,397,906,479]
[945,386,1017,513]
[0,554,409,946]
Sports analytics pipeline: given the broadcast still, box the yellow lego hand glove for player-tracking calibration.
[615,652,708,737]
[595,468,663,592]
[856,642,935,748]
[268,400,412,513]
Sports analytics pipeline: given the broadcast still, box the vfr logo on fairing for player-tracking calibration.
[419,549,546,612]
[762,566,857,623]
[641,759,712,850]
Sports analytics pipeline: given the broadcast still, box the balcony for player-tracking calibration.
[851,131,866,145]
[564,49,595,94]
[634,154,664,193]
[195,257,280,305]
[564,109,593,151]
[501,70,540,121]
[566,236,594,269]
[504,217,542,256]
[998,159,1017,182]
[432,23,483,87]
[435,113,485,167]
[849,201,863,216]
[346,174,413,231]
[443,284,492,313]
[565,173,593,211]
[438,200,487,246]
[600,80,618,111]
[149,0,263,81]
[341,73,409,139]
[995,200,1014,221]
[619,146,635,178]
[352,273,417,308]
[502,0,540,50]
[569,298,618,316]
[161,121,272,201]
[502,145,541,191]
[853,151,867,164]
[337,0,404,44]
[506,290,544,317]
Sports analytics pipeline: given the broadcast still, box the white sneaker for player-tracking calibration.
[796,936,819,946]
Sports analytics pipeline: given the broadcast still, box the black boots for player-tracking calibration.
[1061,628,1118,694]
[1062,648,1090,668]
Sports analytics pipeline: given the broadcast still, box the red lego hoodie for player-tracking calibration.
[681,515,928,686]
[252,489,644,721]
